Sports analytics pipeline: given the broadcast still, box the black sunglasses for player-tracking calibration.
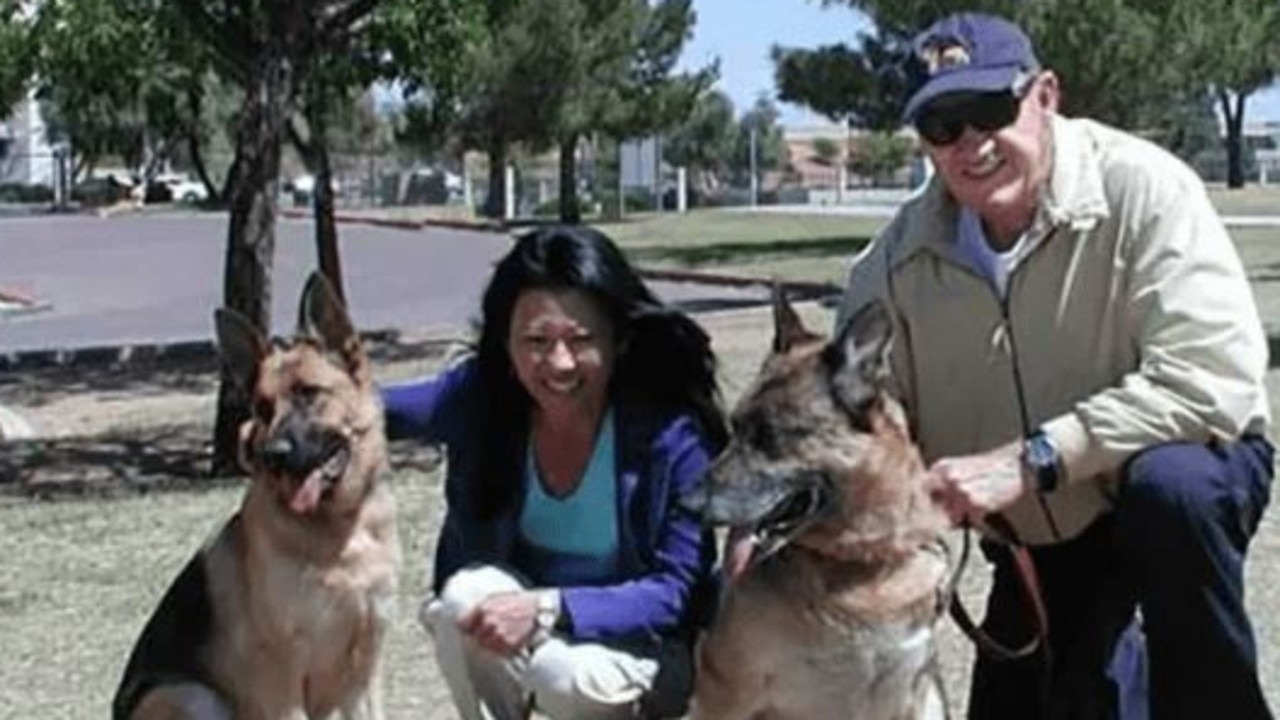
[914,91,1023,147]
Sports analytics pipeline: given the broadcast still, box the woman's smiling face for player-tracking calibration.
[507,287,617,418]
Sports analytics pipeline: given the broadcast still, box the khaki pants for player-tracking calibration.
[421,565,664,720]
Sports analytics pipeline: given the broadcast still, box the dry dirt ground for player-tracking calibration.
[1,303,1278,718]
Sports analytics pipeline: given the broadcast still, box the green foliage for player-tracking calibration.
[1020,0,1174,129]
[661,89,738,190]
[0,1,34,115]
[773,27,911,131]
[817,0,1280,162]
[730,97,786,183]
[426,0,580,154]
[1170,0,1279,94]
[848,130,912,185]
[375,0,484,153]
[0,182,53,203]
[811,136,841,166]
[1166,0,1280,186]
[599,0,716,140]
[31,0,213,178]
[32,0,155,166]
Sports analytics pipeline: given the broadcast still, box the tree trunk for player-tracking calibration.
[187,131,216,204]
[1220,90,1248,189]
[558,134,581,224]
[211,52,293,477]
[308,107,345,304]
[483,139,508,220]
[185,85,217,203]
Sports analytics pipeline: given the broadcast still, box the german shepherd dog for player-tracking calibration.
[685,293,951,720]
[113,273,398,719]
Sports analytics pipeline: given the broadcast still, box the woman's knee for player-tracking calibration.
[434,565,525,622]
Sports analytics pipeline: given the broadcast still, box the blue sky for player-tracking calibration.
[679,0,1280,127]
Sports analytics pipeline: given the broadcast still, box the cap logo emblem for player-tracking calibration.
[920,41,971,75]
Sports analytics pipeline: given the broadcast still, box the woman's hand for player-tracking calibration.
[459,590,541,656]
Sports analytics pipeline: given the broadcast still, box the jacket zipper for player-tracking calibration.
[1000,226,1064,541]
[999,291,1063,541]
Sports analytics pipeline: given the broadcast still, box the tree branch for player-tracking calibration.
[174,2,256,85]
[317,0,383,40]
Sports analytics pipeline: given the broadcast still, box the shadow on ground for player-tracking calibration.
[0,334,458,501]
[0,428,444,502]
[0,333,461,410]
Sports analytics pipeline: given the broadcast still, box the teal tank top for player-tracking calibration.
[517,409,621,587]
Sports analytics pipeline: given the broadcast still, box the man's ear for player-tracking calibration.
[1033,70,1060,114]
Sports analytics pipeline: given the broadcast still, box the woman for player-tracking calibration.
[383,225,728,720]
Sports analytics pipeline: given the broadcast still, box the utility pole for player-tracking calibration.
[749,126,759,207]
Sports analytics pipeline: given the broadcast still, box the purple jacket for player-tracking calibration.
[382,358,718,644]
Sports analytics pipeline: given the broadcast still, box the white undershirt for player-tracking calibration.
[956,207,1033,298]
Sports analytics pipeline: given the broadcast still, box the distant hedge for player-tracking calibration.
[0,183,54,204]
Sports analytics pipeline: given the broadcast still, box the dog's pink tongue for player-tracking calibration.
[289,471,324,514]
[723,530,757,583]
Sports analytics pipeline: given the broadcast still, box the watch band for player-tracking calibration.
[532,589,561,647]
[1023,430,1062,494]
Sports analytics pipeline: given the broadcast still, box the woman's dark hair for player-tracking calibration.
[472,224,727,519]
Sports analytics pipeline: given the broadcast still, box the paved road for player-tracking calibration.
[0,212,762,356]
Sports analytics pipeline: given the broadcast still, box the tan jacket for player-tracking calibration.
[838,115,1270,545]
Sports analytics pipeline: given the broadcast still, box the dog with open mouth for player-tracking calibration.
[684,291,952,720]
[113,272,398,720]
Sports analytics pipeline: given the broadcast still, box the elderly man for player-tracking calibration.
[838,12,1273,720]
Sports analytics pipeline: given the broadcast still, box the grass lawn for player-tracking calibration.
[1208,184,1280,216]
[586,199,1280,291]
[0,465,453,720]
[590,210,884,286]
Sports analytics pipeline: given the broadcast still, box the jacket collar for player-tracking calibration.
[892,115,1111,269]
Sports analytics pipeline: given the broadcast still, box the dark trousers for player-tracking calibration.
[967,436,1274,720]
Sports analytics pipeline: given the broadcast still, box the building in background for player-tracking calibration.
[0,89,54,187]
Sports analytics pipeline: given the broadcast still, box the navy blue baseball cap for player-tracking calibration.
[902,13,1041,122]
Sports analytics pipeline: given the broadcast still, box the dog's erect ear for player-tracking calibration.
[771,283,821,353]
[825,299,894,410]
[298,271,353,346]
[298,271,369,381]
[214,308,269,394]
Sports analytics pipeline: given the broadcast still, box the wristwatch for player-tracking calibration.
[1022,429,1062,494]
[532,589,561,647]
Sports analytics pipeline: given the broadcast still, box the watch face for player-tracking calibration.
[1025,433,1060,493]
[1025,435,1054,468]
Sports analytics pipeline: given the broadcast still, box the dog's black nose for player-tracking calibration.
[260,437,294,472]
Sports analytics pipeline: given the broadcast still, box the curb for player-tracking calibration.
[0,339,218,373]
[279,208,507,233]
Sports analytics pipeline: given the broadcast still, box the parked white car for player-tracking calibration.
[155,173,209,203]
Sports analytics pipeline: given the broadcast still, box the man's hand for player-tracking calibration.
[459,590,540,656]
[928,439,1029,526]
